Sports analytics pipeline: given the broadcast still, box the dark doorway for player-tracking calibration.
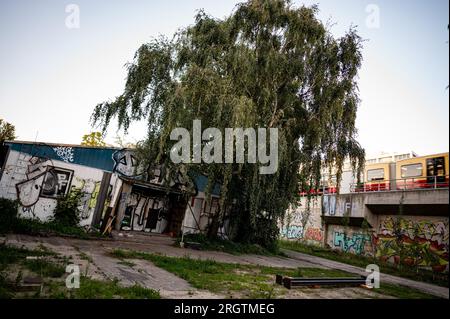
[427,157,446,185]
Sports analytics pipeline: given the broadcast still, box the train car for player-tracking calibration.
[395,152,449,190]
[354,163,394,192]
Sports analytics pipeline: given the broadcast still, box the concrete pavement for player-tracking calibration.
[283,249,449,299]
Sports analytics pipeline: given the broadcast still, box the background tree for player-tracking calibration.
[81,132,106,147]
[114,134,137,149]
[92,0,365,250]
[0,118,16,144]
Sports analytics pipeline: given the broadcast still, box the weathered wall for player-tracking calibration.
[279,197,324,246]
[180,175,222,236]
[322,193,449,272]
[181,192,220,235]
[373,215,449,272]
[120,192,168,233]
[325,214,449,272]
[0,147,118,227]
[326,225,374,256]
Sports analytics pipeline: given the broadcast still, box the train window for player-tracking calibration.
[401,163,423,178]
[367,169,384,181]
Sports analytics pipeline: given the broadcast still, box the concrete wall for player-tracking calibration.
[322,193,449,272]
[373,215,449,272]
[181,192,220,236]
[326,224,373,256]
[0,148,118,227]
[279,196,324,246]
[119,191,168,233]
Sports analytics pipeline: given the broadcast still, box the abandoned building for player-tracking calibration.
[1,140,448,273]
[0,140,223,237]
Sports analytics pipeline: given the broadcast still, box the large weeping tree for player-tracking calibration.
[92,0,365,250]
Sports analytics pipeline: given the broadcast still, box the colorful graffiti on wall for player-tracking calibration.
[305,227,323,242]
[280,225,323,242]
[280,225,304,239]
[333,232,372,255]
[373,217,449,272]
[113,149,140,177]
[14,156,72,207]
[12,153,107,223]
[121,193,167,232]
[280,200,323,243]
[53,147,75,163]
[70,178,101,220]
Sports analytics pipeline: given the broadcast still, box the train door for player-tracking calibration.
[426,157,446,186]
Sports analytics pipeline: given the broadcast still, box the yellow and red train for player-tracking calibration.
[299,152,449,195]
[356,152,449,192]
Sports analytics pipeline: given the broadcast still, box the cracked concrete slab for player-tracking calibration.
[5,234,446,299]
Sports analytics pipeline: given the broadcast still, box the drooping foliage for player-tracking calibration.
[92,0,365,249]
[0,118,16,144]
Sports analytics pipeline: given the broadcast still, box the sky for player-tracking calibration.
[0,0,448,157]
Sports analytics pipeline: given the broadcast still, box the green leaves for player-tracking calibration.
[0,118,16,143]
[91,0,365,249]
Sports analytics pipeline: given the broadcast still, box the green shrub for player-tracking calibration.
[52,189,83,226]
[24,258,66,278]
[0,198,18,234]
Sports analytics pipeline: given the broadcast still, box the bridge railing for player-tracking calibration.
[350,175,449,193]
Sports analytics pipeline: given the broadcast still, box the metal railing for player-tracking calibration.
[350,175,450,193]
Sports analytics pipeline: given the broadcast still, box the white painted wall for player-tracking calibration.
[279,196,324,245]
[181,192,220,235]
[0,149,118,227]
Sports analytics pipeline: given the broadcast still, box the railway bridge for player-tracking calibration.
[322,187,449,228]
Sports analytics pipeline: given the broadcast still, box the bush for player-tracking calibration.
[0,198,19,234]
[0,194,96,239]
[52,189,83,226]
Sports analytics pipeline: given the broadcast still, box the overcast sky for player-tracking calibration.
[0,0,448,156]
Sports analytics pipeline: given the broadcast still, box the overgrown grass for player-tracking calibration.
[110,249,438,299]
[0,245,54,270]
[279,240,449,288]
[11,219,99,239]
[0,245,160,299]
[23,258,66,278]
[176,233,278,256]
[0,197,104,239]
[376,283,438,299]
[46,277,160,299]
[4,217,106,240]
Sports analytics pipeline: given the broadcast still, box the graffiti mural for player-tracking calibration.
[16,173,46,207]
[53,147,75,163]
[69,178,113,221]
[40,167,74,198]
[121,193,167,232]
[15,155,55,207]
[71,178,100,220]
[280,225,304,239]
[322,195,336,216]
[305,228,323,242]
[279,197,323,244]
[113,149,139,177]
[334,232,371,255]
[373,217,449,272]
